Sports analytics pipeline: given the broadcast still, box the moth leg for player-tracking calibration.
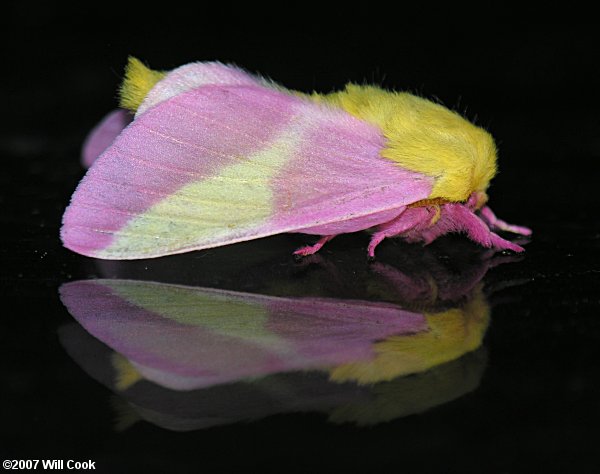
[367,233,386,259]
[368,207,434,259]
[479,206,532,236]
[294,235,336,257]
[446,205,525,252]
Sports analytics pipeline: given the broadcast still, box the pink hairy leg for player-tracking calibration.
[368,207,436,258]
[414,204,525,252]
[465,191,531,236]
[479,206,532,236]
[294,235,336,257]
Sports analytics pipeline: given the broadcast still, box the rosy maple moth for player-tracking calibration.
[61,57,531,260]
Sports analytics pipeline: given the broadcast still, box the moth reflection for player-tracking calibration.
[60,320,486,430]
[58,246,517,430]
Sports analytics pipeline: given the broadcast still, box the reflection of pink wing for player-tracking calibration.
[81,109,132,168]
[59,280,426,390]
[62,81,433,259]
[58,321,374,431]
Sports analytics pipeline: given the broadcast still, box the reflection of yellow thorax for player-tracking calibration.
[112,352,142,391]
[329,348,486,426]
[329,285,490,385]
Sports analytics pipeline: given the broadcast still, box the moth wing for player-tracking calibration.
[62,84,433,259]
[82,62,265,168]
[82,109,133,168]
[136,60,266,116]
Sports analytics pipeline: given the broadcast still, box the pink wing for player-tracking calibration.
[81,109,132,168]
[81,62,263,168]
[62,82,433,259]
[136,61,266,116]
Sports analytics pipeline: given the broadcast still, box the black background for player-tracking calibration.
[2,7,600,473]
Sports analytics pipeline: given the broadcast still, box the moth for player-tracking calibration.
[61,58,531,260]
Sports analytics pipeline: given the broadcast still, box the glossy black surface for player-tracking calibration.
[3,14,600,473]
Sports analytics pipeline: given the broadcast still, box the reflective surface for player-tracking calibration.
[5,209,599,471]
[4,19,600,474]
[57,244,501,428]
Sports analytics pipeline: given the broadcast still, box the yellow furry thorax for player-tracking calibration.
[120,58,498,203]
[119,57,166,111]
[314,85,498,202]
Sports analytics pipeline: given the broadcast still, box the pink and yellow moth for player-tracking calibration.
[61,58,531,260]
